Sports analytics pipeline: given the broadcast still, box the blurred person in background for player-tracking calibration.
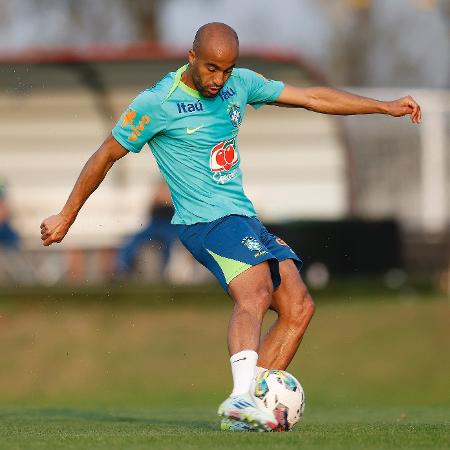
[0,177,34,284]
[40,23,421,432]
[115,179,177,278]
[0,178,20,250]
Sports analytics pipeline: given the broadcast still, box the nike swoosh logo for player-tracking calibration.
[186,125,204,134]
[232,357,247,363]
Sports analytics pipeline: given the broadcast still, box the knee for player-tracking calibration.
[235,282,273,316]
[285,291,315,327]
[303,293,315,318]
[255,284,274,310]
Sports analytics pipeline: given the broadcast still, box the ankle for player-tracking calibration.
[255,365,268,376]
[230,350,258,396]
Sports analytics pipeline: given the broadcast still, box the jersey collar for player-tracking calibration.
[164,64,236,102]
[164,64,201,101]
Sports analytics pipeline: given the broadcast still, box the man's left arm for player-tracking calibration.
[274,85,421,124]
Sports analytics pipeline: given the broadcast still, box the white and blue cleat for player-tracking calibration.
[217,392,278,432]
[220,417,255,432]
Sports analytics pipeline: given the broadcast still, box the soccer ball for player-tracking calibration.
[251,369,305,431]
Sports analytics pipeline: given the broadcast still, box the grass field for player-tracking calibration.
[0,283,449,449]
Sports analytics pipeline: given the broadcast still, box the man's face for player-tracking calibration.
[188,46,237,98]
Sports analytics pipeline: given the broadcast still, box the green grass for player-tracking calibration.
[0,284,449,449]
[0,407,448,449]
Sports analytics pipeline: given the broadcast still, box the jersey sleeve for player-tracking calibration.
[238,69,285,110]
[112,88,167,153]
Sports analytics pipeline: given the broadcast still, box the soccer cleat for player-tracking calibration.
[217,392,278,432]
[220,417,255,432]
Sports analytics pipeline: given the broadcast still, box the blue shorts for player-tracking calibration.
[176,215,302,292]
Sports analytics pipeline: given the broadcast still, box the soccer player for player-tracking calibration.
[40,23,421,431]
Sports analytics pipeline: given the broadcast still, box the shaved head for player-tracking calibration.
[193,22,239,56]
[182,23,239,98]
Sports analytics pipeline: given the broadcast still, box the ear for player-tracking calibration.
[188,49,196,66]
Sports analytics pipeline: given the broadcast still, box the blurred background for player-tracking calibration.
[0,0,449,419]
[0,0,449,289]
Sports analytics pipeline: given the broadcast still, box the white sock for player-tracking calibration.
[230,350,258,396]
[255,365,267,376]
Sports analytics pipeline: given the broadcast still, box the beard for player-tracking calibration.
[192,70,221,98]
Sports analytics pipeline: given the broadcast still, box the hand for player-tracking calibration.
[40,213,73,246]
[386,96,421,124]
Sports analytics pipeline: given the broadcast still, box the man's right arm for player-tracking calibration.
[40,134,128,247]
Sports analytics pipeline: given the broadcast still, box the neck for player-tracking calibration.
[181,66,197,91]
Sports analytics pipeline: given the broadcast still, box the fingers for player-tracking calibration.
[409,101,418,124]
[40,224,48,241]
[41,233,61,246]
[40,227,53,246]
[40,219,58,246]
[414,103,422,124]
[406,96,421,124]
[411,105,421,124]
[41,232,60,246]
[40,212,73,247]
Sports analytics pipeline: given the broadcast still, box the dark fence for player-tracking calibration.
[266,219,402,275]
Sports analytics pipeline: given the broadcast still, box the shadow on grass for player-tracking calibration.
[0,407,218,431]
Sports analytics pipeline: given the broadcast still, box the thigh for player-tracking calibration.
[257,224,303,272]
[228,261,273,302]
[270,259,311,315]
[177,215,280,292]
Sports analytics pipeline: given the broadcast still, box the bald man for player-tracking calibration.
[41,23,421,432]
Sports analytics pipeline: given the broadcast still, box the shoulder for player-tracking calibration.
[230,68,270,91]
[232,68,269,82]
[132,72,175,109]
[231,68,258,83]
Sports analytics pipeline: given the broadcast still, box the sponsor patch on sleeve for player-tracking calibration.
[120,108,151,141]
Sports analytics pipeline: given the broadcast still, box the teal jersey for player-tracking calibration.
[112,65,284,225]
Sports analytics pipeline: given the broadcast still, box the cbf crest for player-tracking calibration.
[241,236,267,258]
[228,103,242,128]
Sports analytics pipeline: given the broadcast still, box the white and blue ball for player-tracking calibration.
[251,369,305,431]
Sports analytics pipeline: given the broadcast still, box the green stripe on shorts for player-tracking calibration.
[206,249,252,285]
